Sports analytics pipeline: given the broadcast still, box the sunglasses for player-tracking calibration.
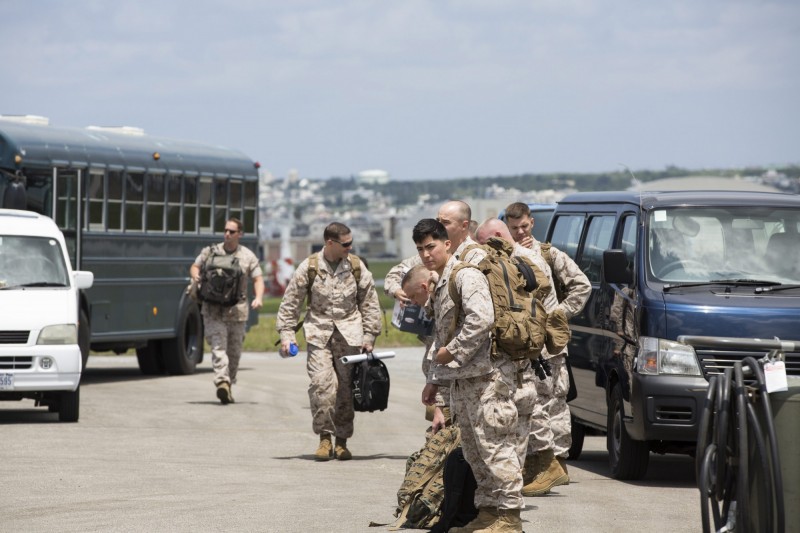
[224,229,240,235]
[331,239,353,248]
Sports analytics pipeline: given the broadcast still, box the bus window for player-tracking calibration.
[107,171,123,231]
[244,180,257,233]
[213,177,228,233]
[198,177,213,233]
[87,170,104,231]
[184,176,198,233]
[166,174,182,233]
[229,179,243,222]
[125,172,144,231]
[146,173,165,232]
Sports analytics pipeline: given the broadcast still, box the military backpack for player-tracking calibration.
[197,248,243,307]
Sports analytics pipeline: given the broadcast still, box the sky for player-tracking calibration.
[1,1,798,181]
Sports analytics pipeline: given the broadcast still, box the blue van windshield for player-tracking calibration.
[647,206,800,284]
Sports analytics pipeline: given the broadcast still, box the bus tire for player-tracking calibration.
[607,382,649,480]
[78,309,91,374]
[163,300,203,375]
[136,340,166,375]
[58,386,80,422]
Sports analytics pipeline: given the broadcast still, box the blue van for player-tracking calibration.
[547,191,800,479]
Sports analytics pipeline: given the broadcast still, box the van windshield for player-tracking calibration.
[647,206,800,285]
[0,235,70,288]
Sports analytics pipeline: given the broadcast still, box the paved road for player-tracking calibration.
[0,348,700,532]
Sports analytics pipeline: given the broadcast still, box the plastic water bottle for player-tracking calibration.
[288,343,299,357]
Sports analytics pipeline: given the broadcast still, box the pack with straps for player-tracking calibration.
[351,352,390,412]
[428,446,478,533]
[197,248,243,307]
[448,237,570,360]
[391,424,461,530]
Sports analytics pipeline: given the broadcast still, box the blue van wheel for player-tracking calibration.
[607,383,649,479]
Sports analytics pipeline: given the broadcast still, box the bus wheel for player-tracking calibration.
[136,340,166,375]
[163,301,203,375]
[58,387,80,422]
[78,309,91,374]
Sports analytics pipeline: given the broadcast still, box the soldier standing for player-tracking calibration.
[503,202,591,495]
[190,218,264,405]
[276,222,382,461]
[403,218,529,533]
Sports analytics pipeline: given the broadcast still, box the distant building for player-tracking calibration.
[357,169,390,185]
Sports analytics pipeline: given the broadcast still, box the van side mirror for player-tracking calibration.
[73,271,94,290]
[603,249,632,284]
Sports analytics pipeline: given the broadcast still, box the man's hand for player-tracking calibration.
[435,347,454,365]
[519,235,534,248]
[393,288,411,306]
[422,383,439,406]
[431,406,446,434]
[279,339,294,358]
[250,297,263,310]
[362,342,374,354]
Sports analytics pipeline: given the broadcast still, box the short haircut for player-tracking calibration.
[447,200,472,222]
[401,263,429,289]
[226,218,243,232]
[412,218,448,244]
[504,202,531,219]
[323,222,351,241]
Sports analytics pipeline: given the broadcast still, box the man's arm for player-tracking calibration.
[250,275,264,310]
[356,267,383,352]
[383,253,422,303]
[275,261,309,349]
[443,269,494,366]
[550,246,591,318]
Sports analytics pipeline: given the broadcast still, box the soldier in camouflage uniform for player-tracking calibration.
[504,202,591,495]
[190,218,264,405]
[403,218,527,533]
[276,222,382,461]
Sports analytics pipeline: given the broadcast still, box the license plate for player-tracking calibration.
[0,373,14,391]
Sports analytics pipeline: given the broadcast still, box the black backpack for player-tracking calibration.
[198,249,243,307]
[429,447,478,533]
[351,354,390,412]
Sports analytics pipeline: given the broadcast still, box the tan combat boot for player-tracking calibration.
[521,453,542,485]
[335,437,352,461]
[215,382,232,405]
[521,449,568,496]
[557,455,570,484]
[473,508,522,533]
[449,508,499,533]
[315,434,333,461]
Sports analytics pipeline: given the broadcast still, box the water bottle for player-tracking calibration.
[288,342,299,357]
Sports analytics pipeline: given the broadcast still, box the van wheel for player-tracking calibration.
[607,383,649,480]
[163,301,203,375]
[78,309,91,373]
[568,418,585,459]
[58,387,80,422]
[136,340,166,375]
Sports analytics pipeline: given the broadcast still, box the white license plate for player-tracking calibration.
[0,373,14,391]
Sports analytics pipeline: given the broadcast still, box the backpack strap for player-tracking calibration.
[445,263,480,345]
[296,253,363,334]
[348,254,362,284]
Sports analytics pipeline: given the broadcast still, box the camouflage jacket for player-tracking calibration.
[383,253,422,297]
[194,243,262,322]
[276,252,382,347]
[427,255,494,383]
[531,241,591,319]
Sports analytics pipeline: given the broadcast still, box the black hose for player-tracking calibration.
[697,356,786,533]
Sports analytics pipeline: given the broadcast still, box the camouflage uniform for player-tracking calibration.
[526,241,591,457]
[194,243,262,386]
[276,252,382,439]
[428,254,533,511]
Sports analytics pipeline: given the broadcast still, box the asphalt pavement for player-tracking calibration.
[0,348,699,532]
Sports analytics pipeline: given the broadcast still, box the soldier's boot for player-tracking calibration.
[521,453,543,486]
[473,508,522,533]
[449,508,499,533]
[557,456,570,484]
[521,449,569,496]
[335,437,352,461]
[215,382,232,405]
[315,434,333,462]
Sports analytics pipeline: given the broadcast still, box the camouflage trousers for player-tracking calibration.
[528,353,572,458]
[451,358,536,511]
[307,328,361,439]
[205,318,246,386]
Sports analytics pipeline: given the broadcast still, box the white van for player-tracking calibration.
[0,209,93,422]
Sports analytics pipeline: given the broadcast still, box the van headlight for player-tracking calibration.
[637,337,701,376]
[37,324,77,345]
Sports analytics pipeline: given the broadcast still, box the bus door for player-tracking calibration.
[53,168,82,269]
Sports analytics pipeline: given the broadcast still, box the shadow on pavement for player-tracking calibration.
[274,453,411,462]
[570,448,696,488]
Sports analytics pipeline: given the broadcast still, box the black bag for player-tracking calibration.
[351,354,390,412]
[429,447,478,533]
[198,250,243,307]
